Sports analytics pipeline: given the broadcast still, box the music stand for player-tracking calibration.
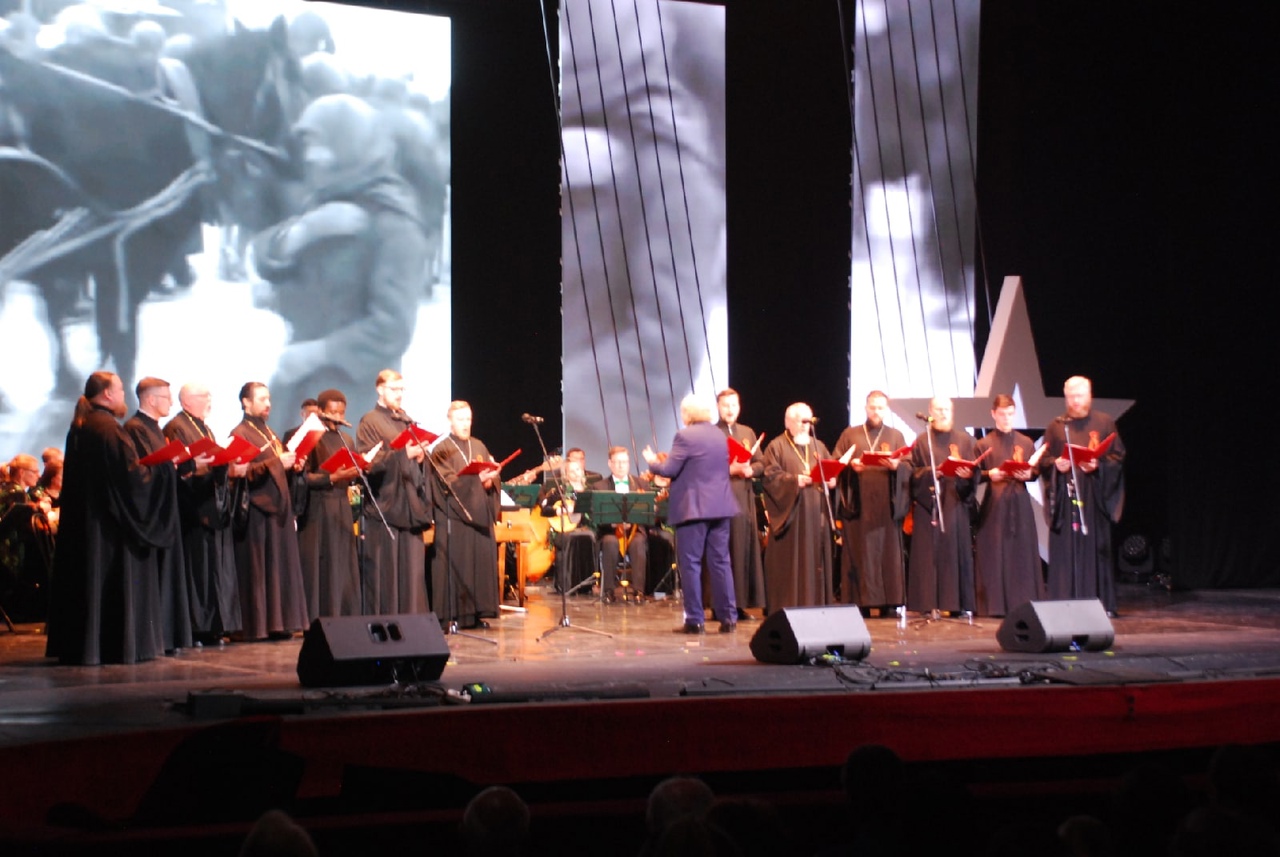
[503,483,541,510]
[575,491,655,603]
[649,494,680,599]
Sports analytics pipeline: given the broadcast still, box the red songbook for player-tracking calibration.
[185,436,222,459]
[727,432,764,465]
[859,445,912,468]
[293,430,323,459]
[936,447,991,478]
[286,413,325,458]
[320,446,370,474]
[211,435,260,466]
[391,425,439,449]
[458,448,521,477]
[808,459,846,482]
[139,438,190,466]
[996,459,1036,480]
[1063,432,1116,464]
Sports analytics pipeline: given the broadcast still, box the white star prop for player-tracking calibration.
[889,276,1135,432]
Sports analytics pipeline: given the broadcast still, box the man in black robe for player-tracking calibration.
[760,403,837,613]
[907,397,979,617]
[357,370,433,615]
[833,390,910,616]
[1039,376,1126,615]
[123,376,193,653]
[429,400,500,629]
[45,371,168,665]
[974,394,1045,617]
[163,381,243,644]
[296,388,362,620]
[715,388,765,621]
[230,382,309,640]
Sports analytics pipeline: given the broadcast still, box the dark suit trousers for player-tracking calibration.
[676,517,735,625]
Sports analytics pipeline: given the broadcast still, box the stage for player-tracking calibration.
[3,581,1280,854]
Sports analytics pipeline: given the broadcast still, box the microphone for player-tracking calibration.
[802,416,819,425]
[322,415,352,428]
[393,409,415,424]
[1055,415,1070,423]
[915,412,934,422]
[522,413,545,424]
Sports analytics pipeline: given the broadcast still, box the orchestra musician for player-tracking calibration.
[592,446,651,602]
[536,458,598,594]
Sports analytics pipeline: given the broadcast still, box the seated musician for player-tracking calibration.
[1,454,55,621]
[591,446,650,601]
[536,459,597,594]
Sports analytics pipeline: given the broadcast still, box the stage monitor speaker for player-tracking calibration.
[996,599,1114,653]
[297,613,450,687]
[749,605,871,665]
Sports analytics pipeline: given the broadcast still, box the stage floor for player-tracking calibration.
[4,581,1280,851]
[4,581,1280,749]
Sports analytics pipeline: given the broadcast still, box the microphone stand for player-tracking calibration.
[1061,419,1088,537]
[411,415,495,646]
[529,418,610,642]
[330,419,394,616]
[922,418,945,535]
[908,416,980,629]
[801,422,840,598]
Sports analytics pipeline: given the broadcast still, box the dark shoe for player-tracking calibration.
[718,622,737,634]
[676,622,704,635]
[472,620,491,630]
[737,611,759,622]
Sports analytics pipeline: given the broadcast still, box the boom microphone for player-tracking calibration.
[522,413,545,424]
[322,415,353,428]
[915,412,934,422]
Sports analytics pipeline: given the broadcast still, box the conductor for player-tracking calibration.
[643,394,739,634]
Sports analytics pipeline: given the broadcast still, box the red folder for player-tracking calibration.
[292,428,323,459]
[936,447,991,478]
[808,459,845,482]
[185,436,222,459]
[1063,432,1116,464]
[211,435,260,466]
[727,436,752,464]
[391,425,438,449]
[458,448,521,477]
[139,438,190,466]
[859,445,912,467]
[320,446,370,474]
[995,459,1036,479]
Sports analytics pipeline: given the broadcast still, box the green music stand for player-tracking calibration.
[502,483,541,509]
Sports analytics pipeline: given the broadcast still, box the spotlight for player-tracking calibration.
[1117,533,1153,580]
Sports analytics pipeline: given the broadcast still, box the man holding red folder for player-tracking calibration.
[357,370,433,615]
[974,394,1044,617]
[164,382,243,645]
[907,397,979,617]
[760,402,837,613]
[123,377,193,653]
[429,400,500,629]
[296,389,361,620]
[1039,376,1126,615]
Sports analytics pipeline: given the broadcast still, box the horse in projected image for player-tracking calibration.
[0,17,302,398]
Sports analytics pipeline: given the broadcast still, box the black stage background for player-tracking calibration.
[418,0,1274,588]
